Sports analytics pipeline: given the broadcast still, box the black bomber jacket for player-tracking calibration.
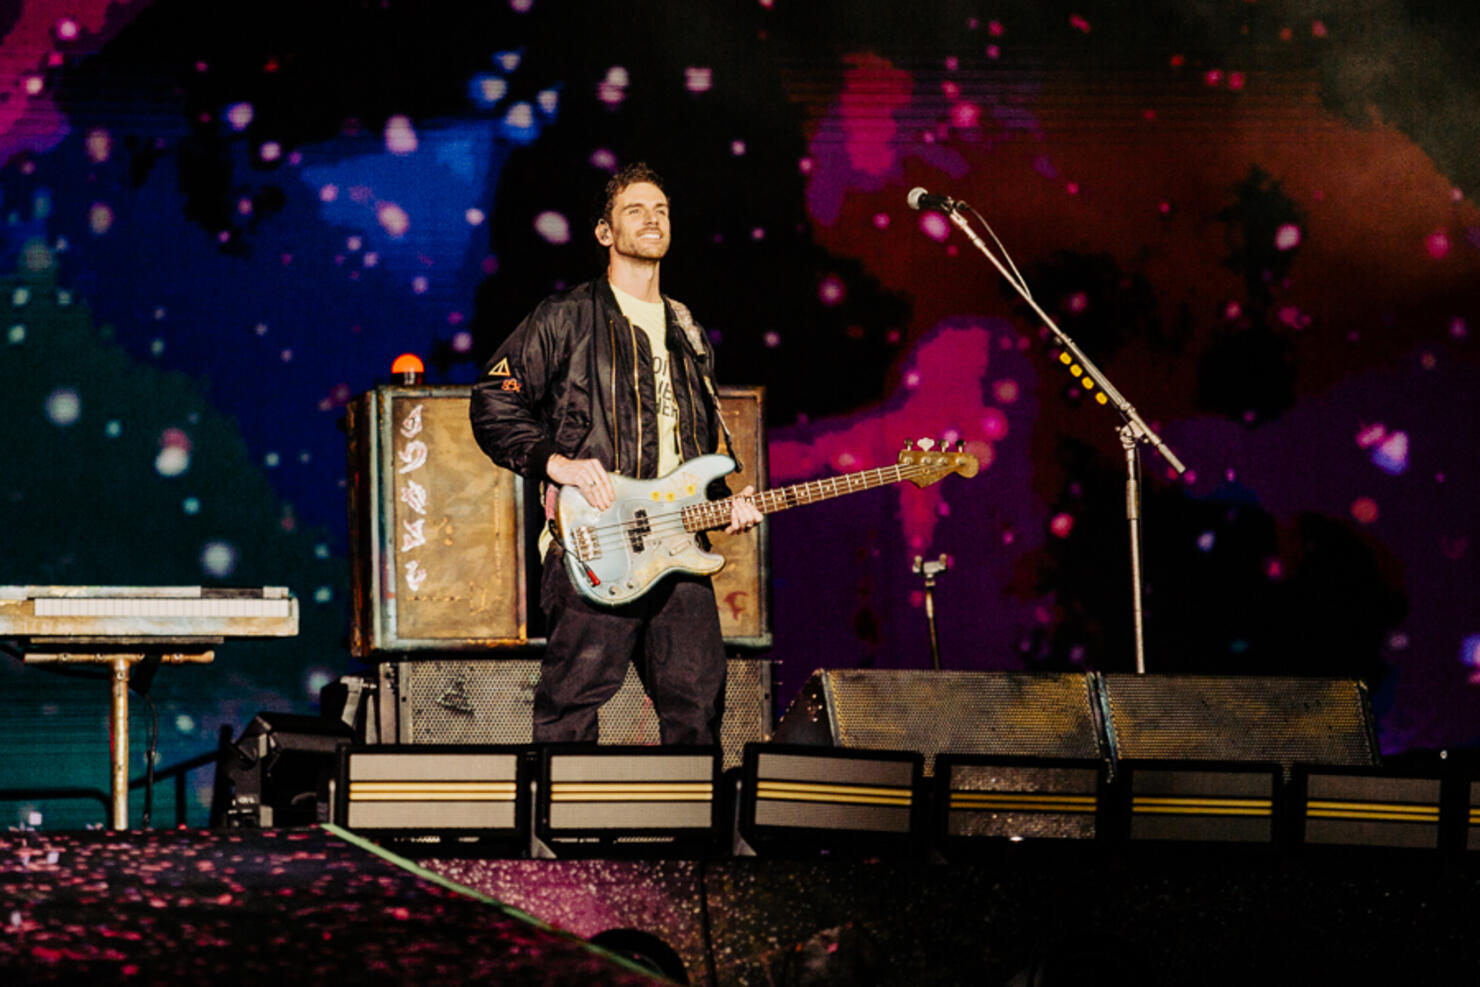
[469,278,734,485]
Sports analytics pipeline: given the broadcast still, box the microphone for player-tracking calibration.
[907,187,959,213]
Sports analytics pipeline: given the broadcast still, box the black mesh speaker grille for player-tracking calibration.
[776,670,1103,774]
[1099,674,1377,768]
[391,659,770,770]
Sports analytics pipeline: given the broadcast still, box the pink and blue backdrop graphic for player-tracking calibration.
[1,1,1477,827]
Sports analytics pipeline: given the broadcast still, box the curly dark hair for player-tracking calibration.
[596,162,668,228]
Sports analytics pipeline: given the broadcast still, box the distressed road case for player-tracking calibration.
[346,385,771,655]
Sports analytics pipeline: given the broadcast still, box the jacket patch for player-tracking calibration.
[487,357,512,377]
[501,378,521,392]
[665,298,707,357]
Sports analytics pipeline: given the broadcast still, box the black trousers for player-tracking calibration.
[536,543,727,745]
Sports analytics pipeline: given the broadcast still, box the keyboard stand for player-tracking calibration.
[25,644,217,830]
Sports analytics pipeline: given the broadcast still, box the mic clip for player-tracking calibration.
[906,187,961,214]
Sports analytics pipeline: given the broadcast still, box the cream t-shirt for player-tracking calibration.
[610,281,681,477]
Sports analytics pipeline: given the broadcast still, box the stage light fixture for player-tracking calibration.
[336,745,527,854]
[935,754,1105,848]
[217,712,353,829]
[1119,760,1282,845]
[736,743,923,855]
[535,745,718,857]
[1295,766,1444,851]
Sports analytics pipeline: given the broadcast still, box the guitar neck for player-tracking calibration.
[683,464,914,533]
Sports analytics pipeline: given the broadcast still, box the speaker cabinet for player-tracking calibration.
[705,385,770,647]
[773,671,1377,780]
[773,669,1105,775]
[376,658,772,771]
[1097,674,1378,772]
[346,385,770,654]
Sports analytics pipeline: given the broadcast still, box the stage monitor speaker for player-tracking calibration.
[935,754,1103,845]
[336,745,527,853]
[1295,767,1443,850]
[1119,761,1281,845]
[773,670,1105,775]
[1469,780,1480,852]
[216,712,353,828]
[1096,674,1379,773]
[378,657,772,772]
[536,745,717,855]
[346,384,770,655]
[737,743,922,855]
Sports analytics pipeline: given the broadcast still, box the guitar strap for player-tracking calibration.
[699,373,740,471]
[668,296,742,473]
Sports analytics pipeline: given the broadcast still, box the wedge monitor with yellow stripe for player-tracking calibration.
[1298,769,1442,850]
[739,744,922,850]
[937,755,1103,842]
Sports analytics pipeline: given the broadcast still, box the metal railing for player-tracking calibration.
[0,727,230,829]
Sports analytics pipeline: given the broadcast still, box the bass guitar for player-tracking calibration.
[555,440,978,606]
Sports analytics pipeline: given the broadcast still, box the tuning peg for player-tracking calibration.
[916,437,936,451]
[955,439,965,452]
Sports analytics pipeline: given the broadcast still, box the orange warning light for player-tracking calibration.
[391,353,425,375]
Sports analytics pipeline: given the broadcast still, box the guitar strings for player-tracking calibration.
[579,466,925,539]
[613,463,937,536]
[571,463,941,543]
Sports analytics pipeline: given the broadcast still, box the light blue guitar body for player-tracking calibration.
[556,454,736,606]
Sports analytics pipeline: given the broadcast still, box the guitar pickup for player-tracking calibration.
[626,509,651,553]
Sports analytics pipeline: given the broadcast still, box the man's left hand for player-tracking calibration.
[725,485,763,534]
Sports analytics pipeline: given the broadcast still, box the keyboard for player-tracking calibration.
[0,586,299,644]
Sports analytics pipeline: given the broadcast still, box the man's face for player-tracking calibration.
[599,181,670,261]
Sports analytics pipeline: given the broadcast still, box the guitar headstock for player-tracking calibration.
[898,438,979,487]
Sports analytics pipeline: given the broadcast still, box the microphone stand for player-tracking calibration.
[913,554,951,670]
[940,205,1188,674]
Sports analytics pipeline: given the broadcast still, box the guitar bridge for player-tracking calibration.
[572,526,601,562]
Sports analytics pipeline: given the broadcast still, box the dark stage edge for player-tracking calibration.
[0,826,659,985]
[424,847,1480,986]
[7,829,1480,985]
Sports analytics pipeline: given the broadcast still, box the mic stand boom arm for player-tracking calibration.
[943,207,1189,673]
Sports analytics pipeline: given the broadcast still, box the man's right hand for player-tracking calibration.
[547,454,614,511]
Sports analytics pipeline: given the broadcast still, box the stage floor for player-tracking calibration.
[0,827,658,985]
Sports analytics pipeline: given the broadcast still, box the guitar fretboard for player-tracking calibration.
[681,463,919,533]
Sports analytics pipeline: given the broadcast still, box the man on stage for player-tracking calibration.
[470,162,761,746]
